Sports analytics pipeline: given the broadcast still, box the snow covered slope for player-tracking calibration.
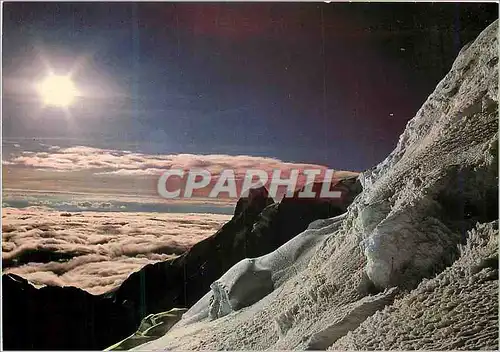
[133,20,499,350]
[332,221,498,350]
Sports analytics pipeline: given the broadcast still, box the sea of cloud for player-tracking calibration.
[2,207,231,294]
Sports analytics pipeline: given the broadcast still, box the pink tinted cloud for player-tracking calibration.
[5,146,358,199]
[7,146,330,175]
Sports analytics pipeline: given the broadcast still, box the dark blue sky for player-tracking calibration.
[3,2,498,171]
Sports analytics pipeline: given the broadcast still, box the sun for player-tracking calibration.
[37,75,79,108]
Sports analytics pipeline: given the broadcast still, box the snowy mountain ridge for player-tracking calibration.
[131,20,499,350]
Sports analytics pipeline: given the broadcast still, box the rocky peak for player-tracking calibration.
[282,175,362,211]
[233,186,274,217]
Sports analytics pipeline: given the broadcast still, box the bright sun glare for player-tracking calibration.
[37,75,78,108]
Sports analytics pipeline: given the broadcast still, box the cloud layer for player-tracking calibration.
[4,145,358,200]
[7,145,331,176]
[3,144,355,201]
[2,207,231,294]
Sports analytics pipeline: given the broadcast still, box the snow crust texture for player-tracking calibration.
[132,20,499,351]
[332,221,498,350]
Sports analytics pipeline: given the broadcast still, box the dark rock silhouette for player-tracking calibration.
[2,180,361,350]
[3,274,130,350]
[2,248,77,268]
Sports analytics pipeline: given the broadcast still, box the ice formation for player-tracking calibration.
[175,213,347,327]
[332,221,498,350]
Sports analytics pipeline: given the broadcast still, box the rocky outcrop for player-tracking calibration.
[130,20,498,351]
[254,177,362,250]
[2,179,361,350]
